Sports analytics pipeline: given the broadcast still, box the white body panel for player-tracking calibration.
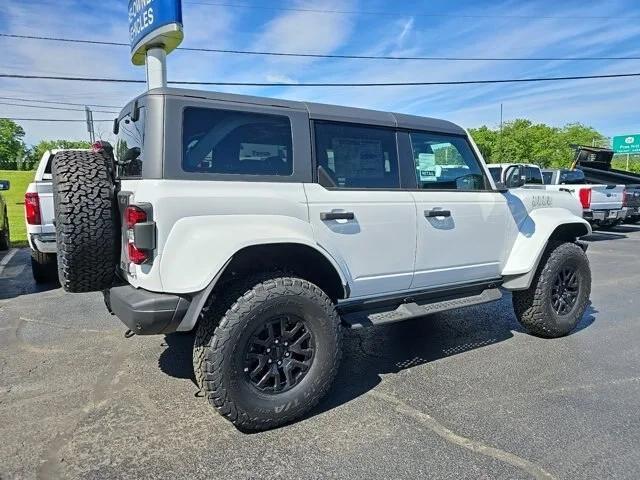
[120,180,347,294]
[410,191,507,288]
[545,184,625,211]
[304,183,416,298]
[122,177,589,303]
[500,189,590,289]
[26,150,58,253]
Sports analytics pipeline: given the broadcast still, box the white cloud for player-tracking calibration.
[2,0,640,145]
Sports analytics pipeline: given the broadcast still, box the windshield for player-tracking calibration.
[115,107,145,178]
[559,170,585,184]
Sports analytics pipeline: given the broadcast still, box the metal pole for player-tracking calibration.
[145,46,167,90]
[85,106,95,143]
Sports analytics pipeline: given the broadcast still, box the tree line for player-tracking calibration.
[0,119,90,170]
[1,117,638,173]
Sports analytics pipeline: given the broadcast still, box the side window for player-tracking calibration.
[314,122,400,189]
[542,171,553,185]
[409,132,487,190]
[182,107,293,176]
[526,167,543,185]
[116,108,146,178]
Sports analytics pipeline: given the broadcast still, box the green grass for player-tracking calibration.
[0,170,35,246]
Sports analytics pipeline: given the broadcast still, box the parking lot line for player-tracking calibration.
[0,248,18,273]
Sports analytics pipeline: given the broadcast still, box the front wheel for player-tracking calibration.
[193,276,342,431]
[512,242,591,338]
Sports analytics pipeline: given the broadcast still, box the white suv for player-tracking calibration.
[51,88,592,431]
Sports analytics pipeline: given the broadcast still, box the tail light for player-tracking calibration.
[622,191,628,207]
[124,205,154,265]
[578,188,592,209]
[25,192,41,225]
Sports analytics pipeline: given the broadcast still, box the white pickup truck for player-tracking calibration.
[24,150,62,282]
[489,163,625,228]
[542,168,626,228]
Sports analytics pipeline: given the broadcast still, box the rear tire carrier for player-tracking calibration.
[52,149,119,293]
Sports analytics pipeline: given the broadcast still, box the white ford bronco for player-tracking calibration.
[52,88,592,431]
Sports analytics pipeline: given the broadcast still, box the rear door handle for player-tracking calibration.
[320,211,355,221]
[424,209,451,218]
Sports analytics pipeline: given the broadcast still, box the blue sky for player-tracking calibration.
[1,0,640,145]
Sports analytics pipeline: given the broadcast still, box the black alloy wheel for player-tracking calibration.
[243,315,315,394]
[551,266,580,315]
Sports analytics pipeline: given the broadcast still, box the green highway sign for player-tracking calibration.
[612,134,640,154]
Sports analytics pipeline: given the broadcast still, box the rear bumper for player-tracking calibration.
[30,233,57,253]
[104,285,190,335]
[583,208,626,222]
[625,206,640,218]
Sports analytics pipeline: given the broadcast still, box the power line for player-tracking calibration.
[0,101,118,114]
[0,94,120,109]
[2,33,640,62]
[2,72,640,87]
[184,1,633,20]
[1,117,113,122]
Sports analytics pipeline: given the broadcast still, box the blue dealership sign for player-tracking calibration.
[129,0,184,65]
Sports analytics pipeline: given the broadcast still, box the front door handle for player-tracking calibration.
[424,209,451,218]
[320,211,355,221]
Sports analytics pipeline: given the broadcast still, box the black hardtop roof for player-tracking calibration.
[134,87,466,135]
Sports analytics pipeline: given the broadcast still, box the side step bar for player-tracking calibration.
[341,288,502,329]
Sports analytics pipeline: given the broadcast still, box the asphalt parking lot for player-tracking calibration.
[1,227,639,480]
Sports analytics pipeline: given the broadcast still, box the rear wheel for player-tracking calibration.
[30,250,58,284]
[52,150,118,292]
[0,214,9,250]
[513,242,591,338]
[193,276,342,431]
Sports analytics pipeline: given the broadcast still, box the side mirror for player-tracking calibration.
[122,147,141,163]
[0,180,10,191]
[503,165,526,189]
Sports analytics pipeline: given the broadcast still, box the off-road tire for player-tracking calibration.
[0,213,9,250]
[30,250,58,284]
[52,150,118,292]
[513,242,591,338]
[193,276,342,431]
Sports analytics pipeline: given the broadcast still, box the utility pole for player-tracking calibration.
[85,106,95,143]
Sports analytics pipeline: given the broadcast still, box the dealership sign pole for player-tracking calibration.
[129,0,184,90]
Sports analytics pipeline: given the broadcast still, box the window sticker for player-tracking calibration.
[331,137,385,179]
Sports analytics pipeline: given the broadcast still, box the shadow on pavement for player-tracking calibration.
[156,298,597,422]
[584,232,627,242]
[158,332,197,385]
[0,248,59,301]
[612,224,640,233]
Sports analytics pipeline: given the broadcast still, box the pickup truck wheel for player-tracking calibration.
[512,242,591,338]
[30,251,58,284]
[52,150,118,292]
[193,276,342,431]
[0,214,9,250]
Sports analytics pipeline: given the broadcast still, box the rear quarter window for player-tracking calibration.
[182,107,293,176]
[488,167,502,183]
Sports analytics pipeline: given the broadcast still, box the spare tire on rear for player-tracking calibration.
[52,150,119,292]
